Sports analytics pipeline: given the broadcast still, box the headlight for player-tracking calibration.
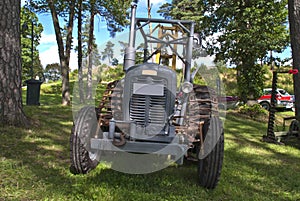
[181,81,193,93]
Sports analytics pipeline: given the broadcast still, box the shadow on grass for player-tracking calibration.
[59,113,300,200]
[1,109,300,200]
[226,114,300,154]
[0,106,76,199]
[222,114,300,199]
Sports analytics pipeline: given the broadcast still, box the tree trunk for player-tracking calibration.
[288,0,300,120]
[63,0,75,105]
[0,0,28,126]
[77,0,84,103]
[86,2,95,100]
[47,0,75,106]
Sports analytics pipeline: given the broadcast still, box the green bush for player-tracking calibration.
[40,80,74,94]
[239,103,268,118]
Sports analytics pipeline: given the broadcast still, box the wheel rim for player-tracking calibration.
[86,119,101,162]
[261,103,269,110]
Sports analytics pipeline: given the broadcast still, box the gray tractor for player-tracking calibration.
[70,0,224,189]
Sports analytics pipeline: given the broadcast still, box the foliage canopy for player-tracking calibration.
[20,7,44,82]
[159,0,289,101]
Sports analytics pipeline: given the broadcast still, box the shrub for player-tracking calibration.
[239,103,268,118]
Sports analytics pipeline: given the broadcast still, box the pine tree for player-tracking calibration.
[0,0,28,126]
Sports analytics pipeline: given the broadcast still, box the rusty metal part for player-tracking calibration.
[199,121,205,155]
[97,81,219,150]
[175,85,218,139]
[112,133,126,147]
[97,80,123,127]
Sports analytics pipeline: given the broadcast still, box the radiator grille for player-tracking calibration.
[129,77,167,127]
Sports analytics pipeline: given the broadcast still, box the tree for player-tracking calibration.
[212,0,288,101]
[20,7,44,82]
[27,0,130,104]
[102,41,115,65]
[288,0,300,120]
[44,63,61,81]
[118,41,128,57]
[27,0,76,106]
[158,0,206,26]
[112,58,119,66]
[49,0,75,105]
[77,0,84,103]
[78,0,130,100]
[87,0,96,99]
[78,14,102,100]
[160,0,289,102]
[0,0,28,126]
[95,0,130,38]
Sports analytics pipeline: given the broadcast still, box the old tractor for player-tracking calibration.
[70,0,224,189]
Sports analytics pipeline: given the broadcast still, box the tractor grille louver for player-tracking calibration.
[130,76,167,127]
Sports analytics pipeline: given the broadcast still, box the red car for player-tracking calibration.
[257,88,294,110]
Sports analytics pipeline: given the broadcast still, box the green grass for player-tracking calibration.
[1,82,300,200]
[23,80,106,106]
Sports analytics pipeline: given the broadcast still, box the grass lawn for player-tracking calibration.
[0,82,300,200]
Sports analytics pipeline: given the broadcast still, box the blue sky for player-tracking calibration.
[21,0,174,70]
[21,0,291,70]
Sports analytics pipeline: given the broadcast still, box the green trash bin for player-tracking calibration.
[25,79,43,105]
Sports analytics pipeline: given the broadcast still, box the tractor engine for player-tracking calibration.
[119,63,177,141]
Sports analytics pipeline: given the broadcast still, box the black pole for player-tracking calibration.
[263,71,277,143]
[30,20,34,79]
[262,69,298,143]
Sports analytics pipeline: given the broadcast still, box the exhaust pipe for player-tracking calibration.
[124,0,138,71]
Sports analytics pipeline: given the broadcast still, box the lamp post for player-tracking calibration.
[22,19,42,105]
[30,20,34,79]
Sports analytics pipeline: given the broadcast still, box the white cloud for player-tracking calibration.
[39,45,59,68]
[39,44,78,71]
[150,0,167,5]
[40,33,57,45]
[40,33,78,46]
[39,33,78,70]
[139,0,168,7]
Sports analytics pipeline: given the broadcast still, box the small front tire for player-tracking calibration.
[70,106,101,174]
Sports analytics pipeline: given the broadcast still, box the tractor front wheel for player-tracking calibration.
[70,106,101,174]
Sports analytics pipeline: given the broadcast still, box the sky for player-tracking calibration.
[21,0,291,70]
[21,0,176,70]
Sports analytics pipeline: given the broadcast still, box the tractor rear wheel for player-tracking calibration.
[197,116,224,189]
[187,85,224,189]
[70,106,101,174]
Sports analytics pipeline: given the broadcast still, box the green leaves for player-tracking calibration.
[101,41,115,64]
[211,0,289,100]
[20,7,44,81]
[160,0,289,101]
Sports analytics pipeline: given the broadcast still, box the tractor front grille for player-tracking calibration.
[129,76,167,128]
[130,93,167,126]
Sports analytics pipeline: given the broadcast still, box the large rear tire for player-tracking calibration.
[70,106,101,174]
[197,116,224,189]
[188,85,224,189]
